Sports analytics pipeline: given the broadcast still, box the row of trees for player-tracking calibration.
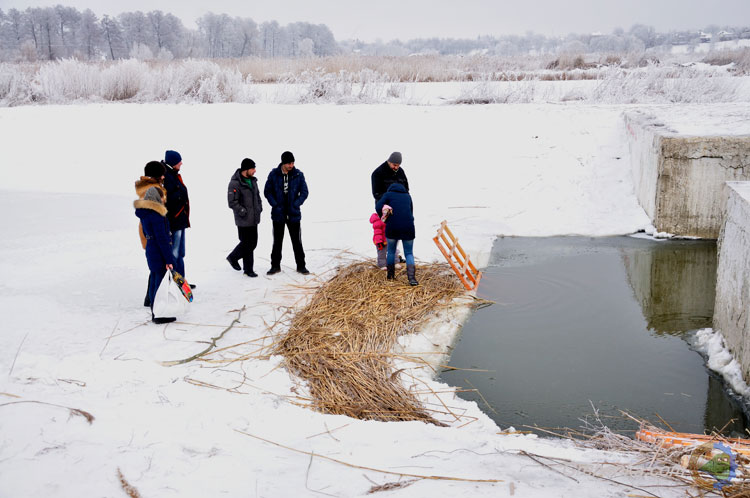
[0,5,748,62]
[344,24,750,57]
[0,6,338,61]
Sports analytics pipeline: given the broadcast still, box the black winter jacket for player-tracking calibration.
[371,161,409,203]
[264,165,309,223]
[162,162,190,232]
[228,169,263,227]
[375,183,415,240]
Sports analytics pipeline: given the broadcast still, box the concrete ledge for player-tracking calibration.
[714,182,750,383]
[625,110,750,238]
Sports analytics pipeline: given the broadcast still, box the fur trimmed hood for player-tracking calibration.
[135,177,166,200]
[134,199,167,216]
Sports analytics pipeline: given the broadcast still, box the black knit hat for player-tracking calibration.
[240,158,256,171]
[281,151,295,165]
[144,161,166,179]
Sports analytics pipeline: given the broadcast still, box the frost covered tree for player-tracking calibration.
[261,20,281,57]
[629,24,656,48]
[129,42,153,60]
[76,9,101,60]
[54,5,80,58]
[197,12,231,58]
[101,15,126,59]
[118,11,151,55]
[299,37,314,57]
[233,17,260,57]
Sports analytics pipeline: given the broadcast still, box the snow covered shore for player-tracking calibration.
[0,102,723,496]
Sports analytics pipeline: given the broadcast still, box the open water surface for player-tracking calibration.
[439,236,750,437]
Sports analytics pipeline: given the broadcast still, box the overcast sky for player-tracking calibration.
[2,0,748,42]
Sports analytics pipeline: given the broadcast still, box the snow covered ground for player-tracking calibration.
[1,102,744,496]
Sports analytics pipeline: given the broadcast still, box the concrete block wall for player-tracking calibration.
[625,111,750,238]
[714,182,750,383]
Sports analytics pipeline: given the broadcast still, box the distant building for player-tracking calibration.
[699,32,712,43]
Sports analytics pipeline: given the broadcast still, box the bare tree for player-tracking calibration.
[77,9,101,60]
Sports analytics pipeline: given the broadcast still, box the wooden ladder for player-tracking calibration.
[433,220,482,291]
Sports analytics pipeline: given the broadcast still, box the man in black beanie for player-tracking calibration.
[227,158,263,277]
[371,151,409,204]
[263,151,310,275]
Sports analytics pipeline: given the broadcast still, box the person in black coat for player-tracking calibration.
[375,183,418,286]
[263,151,310,275]
[161,149,192,285]
[227,158,263,277]
[134,186,176,323]
[371,151,409,204]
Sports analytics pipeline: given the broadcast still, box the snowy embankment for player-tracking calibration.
[2,58,750,106]
[0,102,700,497]
[691,329,750,398]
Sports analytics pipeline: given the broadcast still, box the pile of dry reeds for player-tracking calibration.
[274,261,470,425]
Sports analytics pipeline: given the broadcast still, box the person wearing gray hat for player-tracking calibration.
[371,151,409,265]
[371,151,409,204]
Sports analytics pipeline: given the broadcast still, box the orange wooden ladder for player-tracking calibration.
[433,220,482,291]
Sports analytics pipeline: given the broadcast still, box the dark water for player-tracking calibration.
[439,236,750,437]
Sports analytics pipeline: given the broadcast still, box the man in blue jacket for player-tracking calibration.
[263,151,310,275]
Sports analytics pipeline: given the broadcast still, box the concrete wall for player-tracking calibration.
[625,111,750,238]
[714,182,750,383]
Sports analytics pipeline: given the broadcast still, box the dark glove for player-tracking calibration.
[239,208,247,217]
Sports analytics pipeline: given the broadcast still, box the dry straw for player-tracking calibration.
[273,261,476,425]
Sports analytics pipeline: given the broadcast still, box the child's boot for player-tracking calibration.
[387,264,395,280]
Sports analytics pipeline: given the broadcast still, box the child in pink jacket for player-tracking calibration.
[369,212,387,269]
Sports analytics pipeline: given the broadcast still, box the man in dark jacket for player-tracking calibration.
[263,151,309,275]
[227,158,263,277]
[371,151,409,204]
[161,149,193,287]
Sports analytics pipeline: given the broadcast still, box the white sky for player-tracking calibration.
[1,0,748,42]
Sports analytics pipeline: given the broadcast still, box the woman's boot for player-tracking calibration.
[387,264,395,280]
[407,264,418,286]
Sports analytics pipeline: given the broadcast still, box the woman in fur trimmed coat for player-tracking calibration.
[134,186,176,324]
[135,161,168,307]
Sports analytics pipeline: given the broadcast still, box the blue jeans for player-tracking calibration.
[171,229,186,277]
[387,238,414,266]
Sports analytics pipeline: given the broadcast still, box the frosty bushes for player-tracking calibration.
[590,64,741,104]
[0,56,747,106]
[298,68,402,104]
[0,64,34,106]
[0,58,253,105]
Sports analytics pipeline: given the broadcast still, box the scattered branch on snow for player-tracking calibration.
[0,400,94,424]
[235,429,503,484]
[161,306,246,366]
[8,332,28,377]
[117,468,142,498]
